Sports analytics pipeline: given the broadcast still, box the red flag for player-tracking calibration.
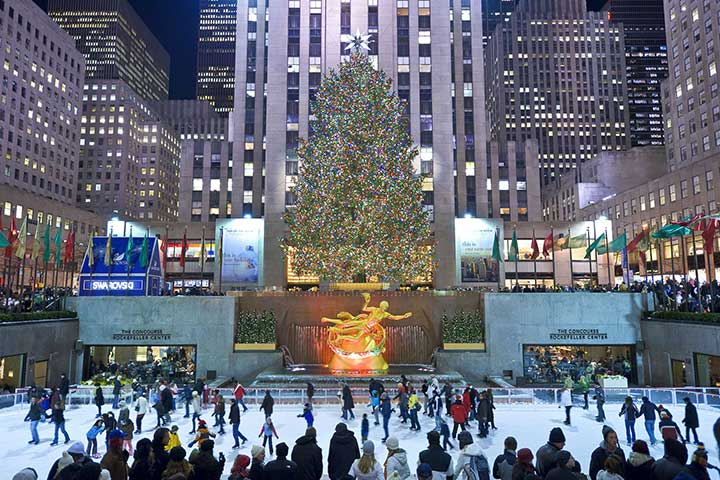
[4,216,17,258]
[542,231,553,258]
[626,229,648,253]
[64,229,75,263]
[702,219,719,255]
[672,213,703,228]
[530,230,540,260]
[160,234,168,271]
[179,229,188,268]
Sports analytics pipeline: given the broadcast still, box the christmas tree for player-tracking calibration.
[282,51,433,283]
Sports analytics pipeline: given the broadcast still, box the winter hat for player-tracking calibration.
[56,452,74,474]
[632,440,650,455]
[386,437,399,450]
[231,455,251,475]
[335,422,348,433]
[198,419,207,427]
[276,442,289,457]
[306,427,317,438]
[556,451,572,468]
[12,468,38,480]
[171,425,179,432]
[549,427,566,444]
[107,429,127,441]
[417,463,433,479]
[67,441,86,456]
[200,440,215,452]
[660,411,670,419]
[458,431,474,449]
[602,425,616,440]
[664,438,689,464]
[251,445,265,459]
[99,470,111,480]
[692,443,708,463]
[427,430,441,445]
[517,448,534,464]
[363,440,375,455]
[192,391,199,397]
[169,446,186,462]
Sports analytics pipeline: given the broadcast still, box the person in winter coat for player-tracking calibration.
[259,417,279,456]
[351,441,384,480]
[129,438,153,480]
[51,398,71,446]
[545,451,579,480]
[650,438,688,480]
[100,430,130,480]
[119,417,134,455]
[418,431,454,480]
[249,446,266,480]
[86,419,105,458]
[361,414,370,443]
[342,384,356,420]
[590,426,626,480]
[624,440,655,480]
[659,412,685,442]
[190,391,203,434]
[639,397,661,446]
[384,437,411,480]
[476,392,491,438]
[260,391,275,417]
[150,428,171,480]
[94,384,105,418]
[153,397,167,429]
[576,376,590,410]
[369,390,381,425]
[408,390,421,430]
[620,396,640,445]
[596,455,625,480]
[306,383,315,405]
[59,373,70,403]
[230,454,251,480]
[160,384,173,418]
[559,388,573,426]
[328,422,360,480]
[454,431,490,480]
[451,399,468,439]
[536,428,567,479]
[291,427,323,480]
[264,442,297,480]
[25,396,43,445]
[439,416,454,451]
[512,449,537,480]
[493,437,518,480]
[134,393,148,433]
[161,446,193,480]
[112,377,122,409]
[682,397,700,444]
[234,382,249,412]
[213,394,226,435]
[687,444,711,480]
[298,403,314,428]
[166,425,182,451]
[379,394,393,442]
[594,383,606,423]
[189,439,225,480]
[230,398,248,449]
[182,384,193,419]
[189,419,216,449]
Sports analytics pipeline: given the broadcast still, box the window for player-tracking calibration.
[640,196,647,212]
[680,180,688,198]
[192,179,203,191]
[659,188,667,205]
[649,192,656,209]
[707,170,714,190]
[669,184,677,202]
[692,175,701,194]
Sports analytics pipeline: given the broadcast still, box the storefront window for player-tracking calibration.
[522,345,634,385]
[0,354,24,392]
[694,353,720,387]
[85,345,196,385]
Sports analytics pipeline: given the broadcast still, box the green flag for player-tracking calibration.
[0,231,8,248]
[597,233,627,255]
[508,229,519,261]
[125,227,134,271]
[492,230,503,263]
[54,227,62,266]
[556,233,587,250]
[43,223,51,263]
[140,231,149,268]
[584,233,606,259]
[651,224,692,239]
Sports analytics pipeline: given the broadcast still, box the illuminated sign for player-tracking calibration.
[83,280,144,291]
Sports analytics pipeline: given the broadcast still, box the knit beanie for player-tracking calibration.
[556,451,572,468]
[458,431,474,449]
[363,440,375,455]
[549,428,566,443]
[632,440,649,455]
[602,425,616,441]
[251,445,265,459]
[517,448,534,464]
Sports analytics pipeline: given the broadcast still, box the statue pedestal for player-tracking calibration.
[328,353,389,372]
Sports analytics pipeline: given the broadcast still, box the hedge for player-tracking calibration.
[648,310,720,324]
[235,310,276,344]
[441,309,485,343]
[0,310,78,323]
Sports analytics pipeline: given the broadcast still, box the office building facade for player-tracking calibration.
[197,0,237,115]
[48,0,170,101]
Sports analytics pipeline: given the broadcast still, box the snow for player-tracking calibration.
[1,400,718,479]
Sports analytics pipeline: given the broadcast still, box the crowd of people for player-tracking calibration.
[86,348,196,387]
[0,287,72,313]
[11,375,720,480]
[523,348,632,386]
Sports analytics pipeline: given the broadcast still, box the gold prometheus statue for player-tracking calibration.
[322,293,412,371]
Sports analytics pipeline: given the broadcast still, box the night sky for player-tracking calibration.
[33,0,608,100]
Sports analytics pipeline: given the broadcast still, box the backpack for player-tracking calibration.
[461,454,490,480]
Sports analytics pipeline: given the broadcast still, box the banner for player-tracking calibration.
[216,219,264,285]
[455,218,502,283]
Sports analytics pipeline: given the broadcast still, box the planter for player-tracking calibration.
[598,376,628,388]
[234,343,276,351]
[443,342,485,351]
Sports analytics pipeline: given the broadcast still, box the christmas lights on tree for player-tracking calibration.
[282,52,433,283]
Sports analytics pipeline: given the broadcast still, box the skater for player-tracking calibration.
[102,411,117,447]
[182,383,192,418]
[166,424,182,451]
[682,397,700,444]
[536,428,566,478]
[259,416,279,456]
[328,423,360,480]
[619,396,640,445]
[119,415,134,455]
[234,382,249,412]
[476,392,490,438]
[394,385,409,423]
[260,390,275,417]
[409,389,421,431]
[379,393,393,442]
[385,437,411,480]
[486,389,497,429]
[422,380,431,415]
[369,390,380,425]
[152,397,166,429]
[134,392,148,433]
[576,376,590,410]
[493,437,518,480]
[298,402,315,428]
[189,418,216,450]
[306,382,315,405]
[443,382,454,416]
[589,426,625,480]
[94,383,105,418]
[214,393,226,434]
[433,392,444,430]
[512,449,536,480]
[59,373,70,404]
[291,427,323,480]
[25,396,43,445]
[439,416,454,451]
[419,431,454,480]
[451,397,468,439]
[86,419,105,458]
[594,383,606,423]
[230,398,249,449]
[659,412,685,443]
[454,431,490,480]
[189,390,202,434]
[361,413,369,443]
[560,387,572,426]
[351,440,384,480]
[639,397,660,446]
[624,440,655,480]
[650,438,688,480]
[342,383,356,420]
[112,376,122,409]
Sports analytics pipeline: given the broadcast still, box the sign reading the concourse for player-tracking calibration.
[112,329,172,341]
[549,328,608,341]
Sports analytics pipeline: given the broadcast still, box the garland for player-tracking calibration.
[441,309,485,343]
[235,310,277,344]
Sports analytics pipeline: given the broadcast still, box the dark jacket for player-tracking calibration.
[379,398,392,419]
[536,443,562,478]
[95,387,105,406]
[589,442,626,480]
[307,383,315,398]
[342,385,355,410]
[249,460,265,480]
[328,424,360,480]
[650,440,688,480]
[687,463,710,480]
[190,450,225,480]
[113,379,122,395]
[229,403,241,425]
[418,444,453,479]
[150,446,171,480]
[59,377,70,396]
[27,401,43,421]
[493,450,517,480]
[624,452,654,480]
[545,467,579,480]
[260,393,274,416]
[264,457,298,480]
[620,403,640,422]
[47,455,93,480]
[683,402,699,428]
[52,407,66,424]
[639,400,659,422]
[160,387,173,413]
[292,433,323,480]
[512,463,537,480]
[476,397,490,420]
[129,459,153,480]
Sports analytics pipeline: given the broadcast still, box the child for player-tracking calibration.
[369,390,380,425]
[119,417,134,455]
[361,413,369,443]
[258,416,279,456]
[86,419,105,458]
[297,403,314,428]
[659,411,685,442]
[188,419,216,448]
[439,416,454,450]
[166,425,182,451]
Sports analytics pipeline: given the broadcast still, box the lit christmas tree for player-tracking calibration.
[282,44,433,283]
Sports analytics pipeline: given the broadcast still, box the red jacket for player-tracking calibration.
[234,385,245,400]
[451,402,467,423]
[462,391,471,413]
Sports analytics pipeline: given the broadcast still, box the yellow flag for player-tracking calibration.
[31,222,42,260]
[14,216,27,259]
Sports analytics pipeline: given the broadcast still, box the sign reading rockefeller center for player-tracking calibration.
[549,328,608,341]
[112,329,172,341]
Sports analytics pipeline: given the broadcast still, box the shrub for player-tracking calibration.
[235,310,276,344]
[441,309,485,343]
[648,310,720,324]
[0,310,77,323]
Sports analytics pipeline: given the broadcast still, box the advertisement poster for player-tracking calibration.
[455,218,502,284]
[216,219,264,285]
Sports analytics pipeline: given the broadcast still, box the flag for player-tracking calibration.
[87,230,95,269]
[64,229,75,264]
[125,227,134,271]
[508,228,519,261]
[43,223,52,263]
[160,233,167,271]
[5,216,17,258]
[584,232,606,259]
[542,232,553,258]
[491,230,502,263]
[54,227,63,266]
[651,224,692,239]
[672,214,703,228]
[14,216,27,259]
[140,231,149,269]
[626,229,649,253]
[702,218,719,255]
[555,233,587,250]
[179,228,188,268]
[597,233,627,255]
[31,223,42,261]
[104,233,113,267]
[530,230,540,260]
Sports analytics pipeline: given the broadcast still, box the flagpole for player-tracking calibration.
[218,226,224,294]
[497,227,502,291]
[604,228,611,288]
[568,229,574,289]
[182,226,187,282]
[532,229,538,288]
[680,234,687,282]
[586,227,592,286]
[550,227,556,288]
[669,237,676,281]
[200,225,205,278]
[648,236,655,284]
[513,226,519,288]
[691,230,700,282]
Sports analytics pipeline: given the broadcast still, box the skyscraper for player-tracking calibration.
[481,0,518,45]
[48,0,170,101]
[604,0,668,147]
[486,0,631,186]
[197,0,237,115]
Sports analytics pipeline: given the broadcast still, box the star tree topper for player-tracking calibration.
[344,29,373,53]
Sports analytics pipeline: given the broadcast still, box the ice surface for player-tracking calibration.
[1,401,718,479]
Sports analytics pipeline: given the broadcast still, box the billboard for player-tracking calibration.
[454,218,503,284]
[215,219,264,286]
